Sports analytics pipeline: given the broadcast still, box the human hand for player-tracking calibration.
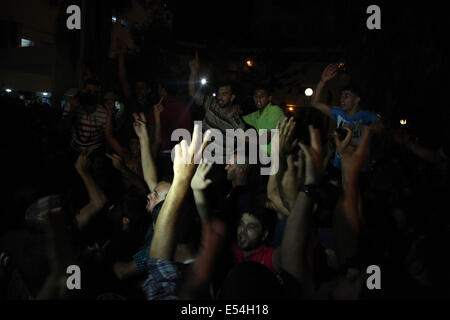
[153,97,165,121]
[298,125,324,185]
[335,126,371,181]
[278,117,298,156]
[132,112,149,139]
[105,153,125,172]
[189,51,200,73]
[321,63,339,82]
[191,162,213,191]
[173,124,211,183]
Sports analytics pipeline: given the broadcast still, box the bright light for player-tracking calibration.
[212,93,216,97]
[201,78,207,86]
[112,16,117,23]
[246,59,253,67]
[5,89,12,93]
[43,92,49,96]
[400,119,407,126]
[21,39,34,47]
[288,107,294,112]
[305,88,314,97]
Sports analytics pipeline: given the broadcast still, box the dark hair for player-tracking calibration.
[342,84,363,101]
[216,80,235,94]
[239,201,277,244]
[83,78,101,88]
[218,262,283,299]
[253,83,272,96]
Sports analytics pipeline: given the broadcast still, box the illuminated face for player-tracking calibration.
[253,89,271,110]
[146,182,171,213]
[104,92,116,109]
[217,85,234,108]
[340,90,360,112]
[237,213,267,251]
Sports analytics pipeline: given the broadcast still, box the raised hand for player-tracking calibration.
[321,63,339,82]
[189,50,200,73]
[153,97,165,121]
[132,112,148,139]
[278,117,298,156]
[173,124,211,183]
[335,126,371,180]
[298,125,324,185]
[75,150,92,175]
[191,162,213,191]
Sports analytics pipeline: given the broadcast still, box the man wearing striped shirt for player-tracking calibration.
[188,52,246,156]
[62,79,108,153]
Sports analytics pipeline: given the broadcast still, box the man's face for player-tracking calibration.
[103,92,116,109]
[340,90,360,112]
[237,213,267,251]
[135,82,149,100]
[217,85,234,108]
[253,89,271,110]
[146,182,171,213]
[85,84,99,95]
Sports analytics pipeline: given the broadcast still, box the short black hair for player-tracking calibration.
[84,78,101,88]
[239,200,277,244]
[342,84,363,101]
[216,80,235,94]
[253,82,272,95]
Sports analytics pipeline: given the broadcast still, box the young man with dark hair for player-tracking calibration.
[311,63,380,171]
[243,85,286,156]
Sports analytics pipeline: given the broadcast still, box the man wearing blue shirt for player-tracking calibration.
[311,63,380,170]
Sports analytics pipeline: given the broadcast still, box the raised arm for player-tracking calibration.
[133,112,158,191]
[188,51,205,106]
[281,125,323,292]
[191,162,213,221]
[105,103,129,161]
[333,126,371,266]
[311,64,339,118]
[150,124,211,261]
[151,98,164,159]
[106,153,149,195]
[118,43,132,99]
[74,152,108,230]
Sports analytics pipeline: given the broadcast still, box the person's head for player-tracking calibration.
[146,181,171,213]
[103,91,117,110]
[135,81,151,101]
[253,86,272,110]
[84,78,101,95]
[236,206,275,251]
[340,85,362,113]
[216,82,236,108]
[225,153,250,185]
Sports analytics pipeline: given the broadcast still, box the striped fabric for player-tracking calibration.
[201,96,246,163]
[63,104,107,152]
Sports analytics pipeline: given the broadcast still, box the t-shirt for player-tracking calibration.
[331,107,378,170]
[243,103,285,156]
[63,104,107,152]
[232,243,277,274]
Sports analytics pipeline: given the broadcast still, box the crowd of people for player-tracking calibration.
[0,48,449,300]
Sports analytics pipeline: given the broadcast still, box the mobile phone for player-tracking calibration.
[336,123,349,141]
